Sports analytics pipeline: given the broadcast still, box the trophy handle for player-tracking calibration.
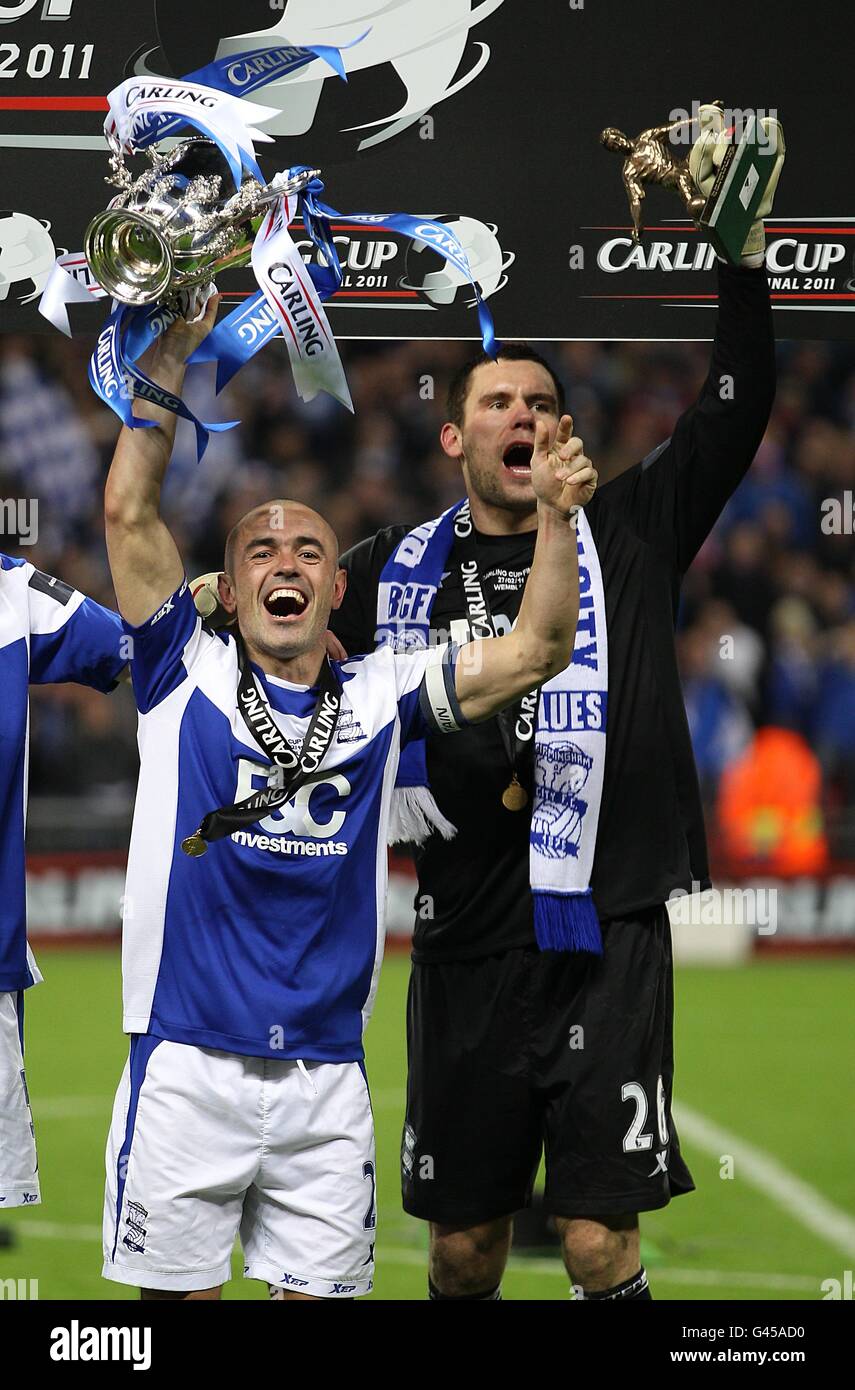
[265,168,322,201]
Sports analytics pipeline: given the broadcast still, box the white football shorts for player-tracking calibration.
[102,1038,376,1296]
[0,988,40,1209]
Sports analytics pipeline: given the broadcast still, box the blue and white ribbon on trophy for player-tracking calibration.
[188,176,497,400]
[102,36,366,188]
[87,298,241,460]
[39,34,498,459]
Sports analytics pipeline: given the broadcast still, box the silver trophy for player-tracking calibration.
[85,134,319,307]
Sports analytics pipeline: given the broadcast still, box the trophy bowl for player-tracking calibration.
[85,209,176,306]
[84,137,318,307]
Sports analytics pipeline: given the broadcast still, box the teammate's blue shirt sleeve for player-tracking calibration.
[27,571,125,692]
[122,578,202,714]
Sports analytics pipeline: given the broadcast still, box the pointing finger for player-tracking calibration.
[554,414,575,448]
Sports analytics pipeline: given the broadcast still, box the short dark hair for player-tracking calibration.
[446,343,565,428]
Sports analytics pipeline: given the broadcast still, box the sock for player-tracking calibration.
[429,1278,502,1300]
[576,1267,651,1301]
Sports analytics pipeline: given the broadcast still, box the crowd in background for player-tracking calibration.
[1,328,853,859]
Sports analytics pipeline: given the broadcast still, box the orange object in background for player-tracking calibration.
[717,727,829,873]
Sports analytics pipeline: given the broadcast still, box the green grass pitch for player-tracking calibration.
[2,949,852,1301]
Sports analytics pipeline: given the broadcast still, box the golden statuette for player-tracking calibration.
[600,105,717,243]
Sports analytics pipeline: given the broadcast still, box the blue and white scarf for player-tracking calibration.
[377,499,608,954]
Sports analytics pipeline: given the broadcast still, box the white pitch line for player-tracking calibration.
[34,1097,110,1120]
[378,1245,821,1292]
[2,1220,102,1242]
[23,1096,854,1266]
[0,1225,821,1292]
[674,1101,855,1260]
[378,1092,855,1259]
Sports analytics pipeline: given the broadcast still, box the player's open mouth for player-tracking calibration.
[263,587,309,620]
[502,443,533,475]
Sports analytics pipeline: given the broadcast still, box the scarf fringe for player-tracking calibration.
[533,889,603,955]
[388,785,457,846]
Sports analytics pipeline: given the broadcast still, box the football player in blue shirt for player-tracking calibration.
[0,556,124,1211]
[101,295,596,1300]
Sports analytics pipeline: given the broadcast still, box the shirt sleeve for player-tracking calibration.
[122,577,211,715]
[393,642,467,746]
[595,260,776,574]
[27,567,125,692]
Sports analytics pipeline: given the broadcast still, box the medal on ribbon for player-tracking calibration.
[182,635,343,858]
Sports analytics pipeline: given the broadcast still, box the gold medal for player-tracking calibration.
[501,776,528,811]
[181,832,208,858]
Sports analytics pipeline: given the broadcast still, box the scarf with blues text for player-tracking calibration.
[377,499,608,954]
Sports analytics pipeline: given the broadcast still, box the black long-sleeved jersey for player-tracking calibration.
[332,262,776,963]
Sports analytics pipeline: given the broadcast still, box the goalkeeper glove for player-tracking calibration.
[689,104,786,266]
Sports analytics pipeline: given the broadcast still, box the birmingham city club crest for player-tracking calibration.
[531,742,593,860]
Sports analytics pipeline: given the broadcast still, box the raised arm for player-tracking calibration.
[596,262,775,573]
[104,296,218,626]
[648,118,691,142]
[454,416,596,723]
[669,262,775,568]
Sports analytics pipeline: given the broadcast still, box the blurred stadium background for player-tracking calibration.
[1,329,853,1299]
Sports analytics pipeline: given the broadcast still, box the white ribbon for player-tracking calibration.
[251,196,353,412]
[104,76,281,186]
[39,252,107,336]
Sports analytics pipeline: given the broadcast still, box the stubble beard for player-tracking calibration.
[238,603,318,666]
[463,448,537,520]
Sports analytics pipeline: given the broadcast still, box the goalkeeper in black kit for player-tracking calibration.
[328,133,782,1302]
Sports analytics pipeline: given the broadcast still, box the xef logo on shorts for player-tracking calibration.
[50,1322,151,1371]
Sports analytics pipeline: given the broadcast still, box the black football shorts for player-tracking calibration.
[401,907,695,1225]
